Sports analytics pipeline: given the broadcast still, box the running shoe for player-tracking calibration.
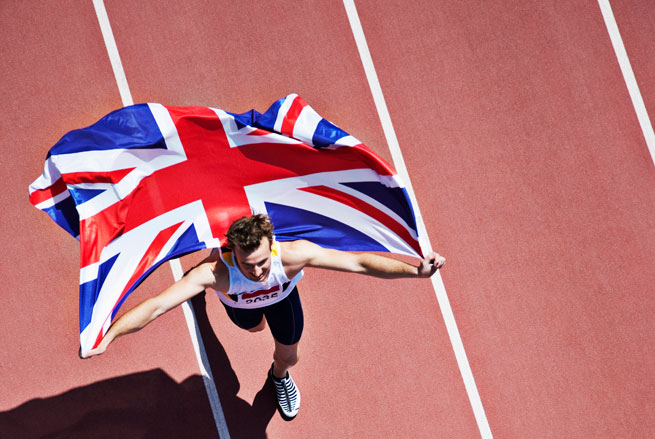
[269,363,301,420]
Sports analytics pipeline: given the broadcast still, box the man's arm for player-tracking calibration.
[81,260,219,358]
[282,240,445,279]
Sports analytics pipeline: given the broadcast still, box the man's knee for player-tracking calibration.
[274,351,299,367]
[274,344,300,366]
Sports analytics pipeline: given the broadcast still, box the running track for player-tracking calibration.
[1,1,654,438]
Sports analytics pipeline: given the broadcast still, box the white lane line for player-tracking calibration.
[92,2,229,438]
[598,0,655,167]
[170,261,232,439]
[342,1,493,438]
[92,0,133,106]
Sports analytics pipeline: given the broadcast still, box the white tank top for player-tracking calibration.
[214,239,303,309]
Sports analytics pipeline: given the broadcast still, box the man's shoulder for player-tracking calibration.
[279,240,313,263]
[186,251,229,289]
[279,239,330,265]
[279,239,314,252]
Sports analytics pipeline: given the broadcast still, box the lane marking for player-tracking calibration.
[170,262,232,439]
[342,1,493,438]
[598,0,655,167]
[91,1,230,437]
[92,0,133,106]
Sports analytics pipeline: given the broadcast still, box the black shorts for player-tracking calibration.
[222,287,304,345]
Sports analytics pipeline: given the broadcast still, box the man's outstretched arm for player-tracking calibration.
[283,240,445,279]
[81,261,218,359]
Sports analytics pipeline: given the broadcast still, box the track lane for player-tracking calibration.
[0,0,125,409]
[0,2,216,435]
[103,0,479,437]
[354,0,655,437]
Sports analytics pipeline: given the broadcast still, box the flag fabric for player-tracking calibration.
[29,94,421,355]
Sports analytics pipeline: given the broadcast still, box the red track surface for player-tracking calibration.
[2,1,654,438]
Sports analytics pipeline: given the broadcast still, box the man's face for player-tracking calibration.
[233,237,272,282]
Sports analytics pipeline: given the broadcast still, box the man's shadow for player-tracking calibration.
[0,293,276,439]
[190,291,278,437]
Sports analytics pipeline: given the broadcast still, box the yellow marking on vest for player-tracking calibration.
[223,252,234,267]
[271,241,279,257]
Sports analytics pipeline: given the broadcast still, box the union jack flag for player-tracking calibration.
[29,94,421,356]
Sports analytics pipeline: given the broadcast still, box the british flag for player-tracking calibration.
[29,94,421,356]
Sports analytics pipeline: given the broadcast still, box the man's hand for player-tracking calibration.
[79,344,106,359]
[418,252,446,277]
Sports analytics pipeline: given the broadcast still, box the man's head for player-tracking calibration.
[226,214,274,282]
[226,214,274,252]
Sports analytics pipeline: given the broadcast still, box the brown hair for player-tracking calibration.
[225,214,274,252]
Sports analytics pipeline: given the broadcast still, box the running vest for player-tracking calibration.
[214,239,303,309]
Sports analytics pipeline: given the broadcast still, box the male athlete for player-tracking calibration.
[83,214,445,420]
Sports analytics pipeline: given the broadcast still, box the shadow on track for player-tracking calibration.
[0,369,217,439]
[0,292,276,439]
[190,290,278,438]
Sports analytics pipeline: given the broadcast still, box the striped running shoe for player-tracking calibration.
[269,363,301,420]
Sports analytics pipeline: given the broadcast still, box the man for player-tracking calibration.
[83,214,445,420]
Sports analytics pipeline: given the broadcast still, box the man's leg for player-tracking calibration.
[272,339,299,379]
[264,288,304,420]
[265,287,304,377]
[268,338,301,420]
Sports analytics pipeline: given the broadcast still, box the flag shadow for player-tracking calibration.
[0,368,219,438]
[0,294,276,439]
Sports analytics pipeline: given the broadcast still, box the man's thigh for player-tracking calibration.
[264,287,304,345]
